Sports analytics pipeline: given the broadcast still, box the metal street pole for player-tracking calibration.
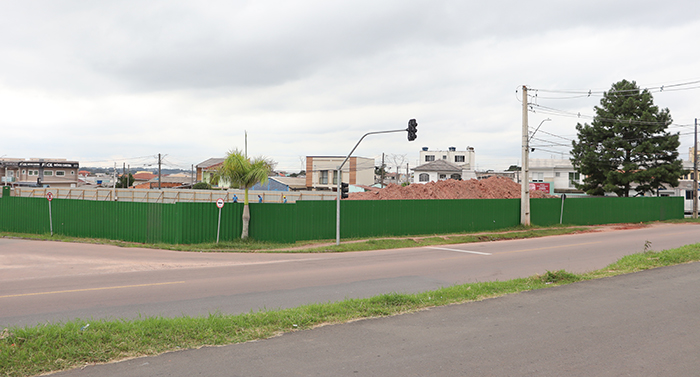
[336,124,416,246]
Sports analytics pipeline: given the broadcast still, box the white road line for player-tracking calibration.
[426,246,492,255]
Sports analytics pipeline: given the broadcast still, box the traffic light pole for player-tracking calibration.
[336,124,416,246]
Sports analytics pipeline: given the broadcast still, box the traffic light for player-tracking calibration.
[407,119,418,141]
[341,182,349,199]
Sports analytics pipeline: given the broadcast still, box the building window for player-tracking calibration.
[319,170,328,185]
[455,155,465,163]
[8,171,14,177]
[687,190,695,200]
[22,169,26,175]
[531,172,544,182]
[450,173,461,180]
[419,173,429,182]
[44,171,53,176]
[555,172,560,177]
[442,155,447,160]
[425,155,435,162]
[439,174,447,180]
[332,170,341,185]
[70,171,75,175]
[28,170,37,176]
[56,171,66,176]
[568,172,580,187]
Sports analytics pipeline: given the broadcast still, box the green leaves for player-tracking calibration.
[571,80,682,196]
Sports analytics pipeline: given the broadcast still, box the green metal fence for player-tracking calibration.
[0,185,684,245]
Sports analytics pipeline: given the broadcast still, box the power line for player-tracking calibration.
[526,79,700,98]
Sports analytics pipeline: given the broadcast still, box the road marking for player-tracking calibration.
[501,241,601,254]
[426,247,492,255]
[0,281,186,299]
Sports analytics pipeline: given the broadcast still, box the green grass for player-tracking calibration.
[2,242,700,377]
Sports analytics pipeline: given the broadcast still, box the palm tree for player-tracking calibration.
[210,149,274,239]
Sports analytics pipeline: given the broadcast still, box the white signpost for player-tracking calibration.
[216,198,225,244]
[46,192,54,236]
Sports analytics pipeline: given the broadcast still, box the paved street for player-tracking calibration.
[2,223,699,328]
[50,261,700,376]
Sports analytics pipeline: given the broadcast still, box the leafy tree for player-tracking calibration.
[210,149,274,239]
[506,165,521,171]
[571,80,682,196]
[116,173,134,188]
[192,182,212,190]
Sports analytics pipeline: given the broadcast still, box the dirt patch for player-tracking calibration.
[349,176,554,200]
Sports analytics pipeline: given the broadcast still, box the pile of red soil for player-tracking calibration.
[349,176,553,200]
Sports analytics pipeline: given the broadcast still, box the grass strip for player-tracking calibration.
[2,242,699,377]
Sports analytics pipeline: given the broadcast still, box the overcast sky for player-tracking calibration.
[1,1,699,173]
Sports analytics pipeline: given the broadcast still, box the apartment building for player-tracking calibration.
[305,156,374,190]
[0,158,80,188]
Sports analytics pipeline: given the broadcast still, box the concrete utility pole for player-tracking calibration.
[694,118,698,219]
[112,162,117,200]
[521,85,530,226]
[158,153,162,190]
[381,153,385,187]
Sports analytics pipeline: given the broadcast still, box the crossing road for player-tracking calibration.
[1,223,699,328]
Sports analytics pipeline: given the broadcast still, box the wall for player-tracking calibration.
[0,187,684,245]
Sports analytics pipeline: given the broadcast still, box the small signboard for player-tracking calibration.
[529,182,551,193]
[46,192,54,202]
[216,198,225,208]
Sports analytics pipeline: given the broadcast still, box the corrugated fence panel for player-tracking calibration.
[563,196,683,224]
[531,198,563,226]
[0,196,49,234]
[340,199,521,238]
[531,196,683,226]
[295,201,335,241]
[177,202,243,244]
[0,193,685,244]
[250,203,297,243]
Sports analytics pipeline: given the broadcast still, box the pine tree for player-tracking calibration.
[571,80,683,196]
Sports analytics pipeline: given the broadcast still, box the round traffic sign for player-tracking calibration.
[216,198,225,208]
[46,192,54,202]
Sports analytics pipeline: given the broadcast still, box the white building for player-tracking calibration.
[305,156,375,190]
[529,159,583,194]
[411,160,478,184]
[419,146,475,169]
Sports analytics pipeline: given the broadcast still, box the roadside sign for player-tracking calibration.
[46,192,54,236]
[216,198,225,208]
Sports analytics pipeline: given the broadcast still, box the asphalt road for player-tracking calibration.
[50,260,700,376]
[1,223,699,328]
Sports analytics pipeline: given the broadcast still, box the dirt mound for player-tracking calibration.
[349,176,553,200]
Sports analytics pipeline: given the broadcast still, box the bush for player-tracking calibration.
[193,182,212,190]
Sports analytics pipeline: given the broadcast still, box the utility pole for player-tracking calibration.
[694,118,698,219]
[112,162,117,200]
[158,153,162,190]
[521,85,530,226]
[381,153,385,187]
